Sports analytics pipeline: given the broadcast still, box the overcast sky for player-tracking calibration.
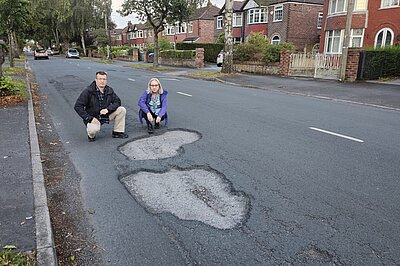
[111,0,226,28]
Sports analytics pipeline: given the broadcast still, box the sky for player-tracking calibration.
[111,0,226,28]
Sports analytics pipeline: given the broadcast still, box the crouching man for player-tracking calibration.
[74,71,128,142]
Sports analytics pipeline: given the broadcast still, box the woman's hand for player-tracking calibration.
[147,112,153,122]
[156,116,161,123]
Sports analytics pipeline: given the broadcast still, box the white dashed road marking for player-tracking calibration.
[164,78,180,81]
[177,92,192,97]
[128,78,135,82]
[309,127,364,143]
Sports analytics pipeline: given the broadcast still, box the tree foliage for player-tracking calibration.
[118,0,205,65]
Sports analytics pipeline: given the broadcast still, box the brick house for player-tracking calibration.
[163,1,220,44]
[216,0,324,50]
[320,0,400,54]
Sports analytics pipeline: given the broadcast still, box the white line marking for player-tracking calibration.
[309,127,364,143]
[128,78,136,82]
[88,67,91,69]
[177,92,192,97]
[164,78,180,81]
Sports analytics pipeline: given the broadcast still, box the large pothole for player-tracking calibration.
[119,130,200,160]
[121,168,249,229]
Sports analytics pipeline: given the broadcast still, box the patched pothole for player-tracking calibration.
[120,168,249,229]
[119,130,201,160]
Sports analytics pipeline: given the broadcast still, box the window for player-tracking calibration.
[375,28,394,47]
[273,5,283,21]
[175,22,187,34]
[233,37,242,44]
[381,0,400,8]
[329,0,346,14]
[317,12,323,29]
[325,29,343,54]
[116,35,122,40]
[128,32,135,40]
[217,16,223,29]
[137,30,143,38]
[148,30,153,37]
[271,35,280,45]
[247,8,268,24]
[188,22,193,33]
[350,29,364,47]
[233,13,243,27]
[355,0,367,10]
[164,25,175,35]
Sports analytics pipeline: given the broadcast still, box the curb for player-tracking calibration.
[25,61,57,266]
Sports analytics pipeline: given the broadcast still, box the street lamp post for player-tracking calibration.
[339,0,355,81]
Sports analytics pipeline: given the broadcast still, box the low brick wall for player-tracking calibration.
[159,57,197,68]
[160,48,204,68]
[233,61,280,75]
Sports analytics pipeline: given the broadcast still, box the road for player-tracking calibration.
[29,56,400,265]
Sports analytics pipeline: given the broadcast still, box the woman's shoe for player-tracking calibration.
[147,123,154,134]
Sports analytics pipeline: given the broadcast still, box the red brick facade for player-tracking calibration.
[320,0,400,53]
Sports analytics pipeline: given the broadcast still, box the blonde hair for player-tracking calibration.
[146,78,164,95]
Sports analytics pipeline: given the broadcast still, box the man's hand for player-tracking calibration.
[100,108,108,115]
[156,116,161,123]
[147,112,153,122]
[92,118,101,125]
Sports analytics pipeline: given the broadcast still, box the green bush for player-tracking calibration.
[175,43,224,63]
[0,76,25,96]
[234,43,263,61]
[160,49,195,59]
[361,46,400,78]
[262,42,295,63]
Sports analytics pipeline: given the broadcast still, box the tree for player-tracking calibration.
[222,0,233,73]
[119,0,205,66]
[0,0,31,67]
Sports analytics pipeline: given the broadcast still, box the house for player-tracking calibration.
[163,0,220,44]
[320,0,400,54]
[216,0,324,50]
[110,28,123,46]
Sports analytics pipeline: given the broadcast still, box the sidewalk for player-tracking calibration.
[0,59,56,265]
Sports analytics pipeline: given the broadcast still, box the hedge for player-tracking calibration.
[175,43,223,63]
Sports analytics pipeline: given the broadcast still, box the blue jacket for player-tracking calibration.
[138,90,168,124]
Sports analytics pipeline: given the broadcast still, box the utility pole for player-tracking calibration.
[339,0,355,81]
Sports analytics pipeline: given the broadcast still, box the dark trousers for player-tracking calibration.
[141,111,165,125]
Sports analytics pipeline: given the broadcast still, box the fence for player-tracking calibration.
[288,53,341,80]
[357,50,400,80]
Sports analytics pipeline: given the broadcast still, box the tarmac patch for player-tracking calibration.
[119,130,200,160]
[121,168,249,229]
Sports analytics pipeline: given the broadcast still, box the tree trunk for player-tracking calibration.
[222,0,234,73]
[8,31,14,68]
[81,29,87,57]
[153,28,159,67]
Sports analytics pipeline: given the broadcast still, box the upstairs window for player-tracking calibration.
[381,0,400,8]
[247,8,267,24]
[329,0,346,14]
[273,5,283,22]
[137,30,143,38]
[317,12,323,29]
[188,22,193,33]
[217,16,223,29]
[233,13,243,27]
[355,0,367,10]
[375,28,394,47]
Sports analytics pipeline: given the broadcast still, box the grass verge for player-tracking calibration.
[127,64,174,71]
[187,71,234,79]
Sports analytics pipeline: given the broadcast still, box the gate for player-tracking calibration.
[289,53,341,80]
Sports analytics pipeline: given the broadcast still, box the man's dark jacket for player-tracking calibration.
[74,81,121,125]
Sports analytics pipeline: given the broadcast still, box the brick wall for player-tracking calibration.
[286,3,323,51]
[345,48,362,81]
[279,50,291,76]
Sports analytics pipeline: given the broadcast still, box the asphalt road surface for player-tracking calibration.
[29,56,400,265]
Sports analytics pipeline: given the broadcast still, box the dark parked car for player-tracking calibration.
[66,48,80,59]
[34,49,49,60]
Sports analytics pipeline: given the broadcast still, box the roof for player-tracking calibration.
[259,0,324,5]
[190,4,220,20]
[183,36,200,42]
[218,1,246,15]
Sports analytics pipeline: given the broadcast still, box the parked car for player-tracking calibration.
[34,49,49,60]
[66,48,80,59]
[46,49,53,56]
[217,50,223,67]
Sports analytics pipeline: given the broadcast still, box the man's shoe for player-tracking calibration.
[88,135,96,142]
[147,124,154,134]
[154,122,160,129]
[112,131,129,138]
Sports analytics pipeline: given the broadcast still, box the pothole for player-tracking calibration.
[297,245,335,262]
[119,130,200,160]
[121,168,249,229]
